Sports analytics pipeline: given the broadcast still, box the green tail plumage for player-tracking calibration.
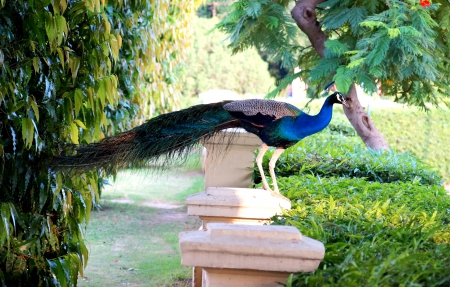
[53,101,240,173]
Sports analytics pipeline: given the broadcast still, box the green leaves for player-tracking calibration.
[333,66,353,93]
[324,39,348,57]
[47,254,83,287]
[5,255,27,280]
[74,89,82,117]
[265,128,450,285]
[273,175,450,286]
[0,203,11,247]
[69,123,79,144]
[21,118,35,149]
[295,0,450,107]
[45,11,56,43]
[68,56,80,84]
[217,0,301,70]
[244,0,263,18]
[1,0,195,285]
[365,36,391,67]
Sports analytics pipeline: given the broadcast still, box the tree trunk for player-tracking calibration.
[291,0,389,151]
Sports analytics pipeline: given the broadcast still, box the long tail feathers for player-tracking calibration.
[52,101,240,173]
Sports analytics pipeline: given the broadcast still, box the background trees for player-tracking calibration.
[218,0,450,150]
[181,16,275,106]
[0,0,194,285]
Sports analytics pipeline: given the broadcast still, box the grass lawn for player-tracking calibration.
[78,157,204,287]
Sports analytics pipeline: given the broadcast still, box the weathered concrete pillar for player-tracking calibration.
[179,223,325,287]
[202,128,262,189]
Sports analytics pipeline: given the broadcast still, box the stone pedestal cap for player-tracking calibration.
[179,223,325,273]
[186,187,291,219]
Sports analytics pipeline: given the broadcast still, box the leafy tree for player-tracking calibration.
[0,0,195,285]
[182,16,275,103]
[217,0,450,150]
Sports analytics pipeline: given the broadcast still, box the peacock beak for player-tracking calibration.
[341,97,349,107]
[336,93,349,107]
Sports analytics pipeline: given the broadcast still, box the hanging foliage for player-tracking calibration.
[218,0,450,108]
[0,0,195,285]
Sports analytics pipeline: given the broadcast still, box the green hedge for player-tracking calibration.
[255,131,450,286]
[257,133,442,186]
[371,107,450,184]
[273,176,450,286]
[280,100,450,183]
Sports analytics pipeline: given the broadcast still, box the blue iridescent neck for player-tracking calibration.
[292,95,336,139]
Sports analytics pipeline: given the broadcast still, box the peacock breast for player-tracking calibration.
[259,117,301,148]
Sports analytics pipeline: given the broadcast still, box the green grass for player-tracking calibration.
[78,158,204,287]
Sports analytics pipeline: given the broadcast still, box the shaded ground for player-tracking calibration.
[78,202,201,287]
[78,167,204,287]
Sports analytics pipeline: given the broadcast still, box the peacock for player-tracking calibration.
[53,90,348,193]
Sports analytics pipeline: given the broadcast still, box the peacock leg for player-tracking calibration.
[256,143,272,192]
[268,148,285,193]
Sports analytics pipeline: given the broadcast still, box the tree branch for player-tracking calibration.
[291,0,389,150]
[291,0,327,57]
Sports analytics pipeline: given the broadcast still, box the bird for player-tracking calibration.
[53,90,348,194]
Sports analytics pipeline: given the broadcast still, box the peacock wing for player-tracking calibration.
[223,99,301,126]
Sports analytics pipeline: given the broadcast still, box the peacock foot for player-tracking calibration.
[261,186,286,199]
[261,185,273,193]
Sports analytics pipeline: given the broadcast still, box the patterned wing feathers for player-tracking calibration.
[223,99,300,120]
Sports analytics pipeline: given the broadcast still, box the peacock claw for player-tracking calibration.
[269,190,286,200]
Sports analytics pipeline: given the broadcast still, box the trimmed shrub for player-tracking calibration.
[256,128,450,286]
[282,99,450,182]
[257,133,442,186]
[371,108,450,183]
[272,176,450,286]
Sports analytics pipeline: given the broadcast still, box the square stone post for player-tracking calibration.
[179,223,325,287]
[186,128,297,286]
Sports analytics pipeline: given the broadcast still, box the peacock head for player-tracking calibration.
[323,81,349,107]
[332,92,349,107]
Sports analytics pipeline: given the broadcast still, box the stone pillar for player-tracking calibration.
[179,223,325,287]
[186,187,291,287]
[202,128,262,189]
[186,187,291,229]
[186,128,303,287]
